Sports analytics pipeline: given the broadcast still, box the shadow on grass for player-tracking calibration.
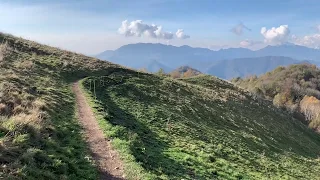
[93,85,192,179]
[22,87,99,179]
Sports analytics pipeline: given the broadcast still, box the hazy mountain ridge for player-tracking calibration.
[207,56,302,79]
[96,43,320,78]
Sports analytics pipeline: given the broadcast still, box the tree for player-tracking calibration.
[170,71,181,79]
[273,93,287,108]
[300,96,320,121]
[183,69,195,78]
[156,68,165,76]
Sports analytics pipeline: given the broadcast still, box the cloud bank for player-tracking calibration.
[239,39,262,47]
[231,23,251,36]
[118,20,174,39]
[118,20,189,40]
[260,25,290,44]
[292,34,320,49]
[316,25,320,32]
[176,29,190,39]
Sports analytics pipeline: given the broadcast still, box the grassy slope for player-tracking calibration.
[0,33,125,179]
[82,73,320,180]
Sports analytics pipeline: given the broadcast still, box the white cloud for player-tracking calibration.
[118,20,174,40]
[260,25,290,44]
[208,44,230,50]
[175,29,190,39]
[317,25,320,33]
[239,39,262,47]
[118,20,190,40]
[292,34,320,49]
[231,23,250,36]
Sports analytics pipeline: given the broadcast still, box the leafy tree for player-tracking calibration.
[156,68,166,76]
[170,71,181,78]
[233,64,320,131]
[183,69,195,78]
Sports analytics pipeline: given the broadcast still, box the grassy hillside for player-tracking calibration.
[232,64,320,131]
[2,32,320,180]
[82,73,320,179]
[0,33,126,179]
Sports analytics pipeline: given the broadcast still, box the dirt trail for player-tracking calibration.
[72,82,125,180]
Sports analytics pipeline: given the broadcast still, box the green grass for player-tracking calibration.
[0,33,124,179]
[82,73,320,180]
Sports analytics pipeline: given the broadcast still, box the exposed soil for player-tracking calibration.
[72,82,125,180]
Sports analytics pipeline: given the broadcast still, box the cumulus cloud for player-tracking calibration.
[292,34,320,49]
[175,29,190,39]
[316,25,320,32]
[118,20,174,40]
[231,23,251,36]
[118,20,190,40]
[239,39,262,47]
[260,25,290,44]
[208,44,230,50]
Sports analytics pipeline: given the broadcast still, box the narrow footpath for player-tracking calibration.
[72,82,124,180]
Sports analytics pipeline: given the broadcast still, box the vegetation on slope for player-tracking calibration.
[0,33,123,179]
[169,66,202,78]
[232,64,320,132]
[82,72,320,179]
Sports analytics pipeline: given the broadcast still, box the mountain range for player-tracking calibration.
[96,43,320,79]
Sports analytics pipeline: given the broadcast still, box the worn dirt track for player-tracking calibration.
[72,82,125,180]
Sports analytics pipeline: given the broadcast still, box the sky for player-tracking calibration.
[1,0,320,55]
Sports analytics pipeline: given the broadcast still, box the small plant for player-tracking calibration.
[0,41,9,67]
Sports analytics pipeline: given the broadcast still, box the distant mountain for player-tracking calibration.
[96,43,320,76]
[146,60,173,73]
[206,56,301,79]
[256,44,320,61]
[95,43,253,71]
[99,43,216,70]
[96,50,114,60]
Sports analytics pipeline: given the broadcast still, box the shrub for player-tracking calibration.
[0,103,9,114]
[234,64,320,131]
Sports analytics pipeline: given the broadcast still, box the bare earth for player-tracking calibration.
[72,82,125,180]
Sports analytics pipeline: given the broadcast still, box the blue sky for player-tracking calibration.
[1,0,320,54]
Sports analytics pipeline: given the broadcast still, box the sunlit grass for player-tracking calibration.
[0,32,120,179]
[82,72,320,179]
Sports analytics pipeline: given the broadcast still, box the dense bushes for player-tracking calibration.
[233,64,320,131]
